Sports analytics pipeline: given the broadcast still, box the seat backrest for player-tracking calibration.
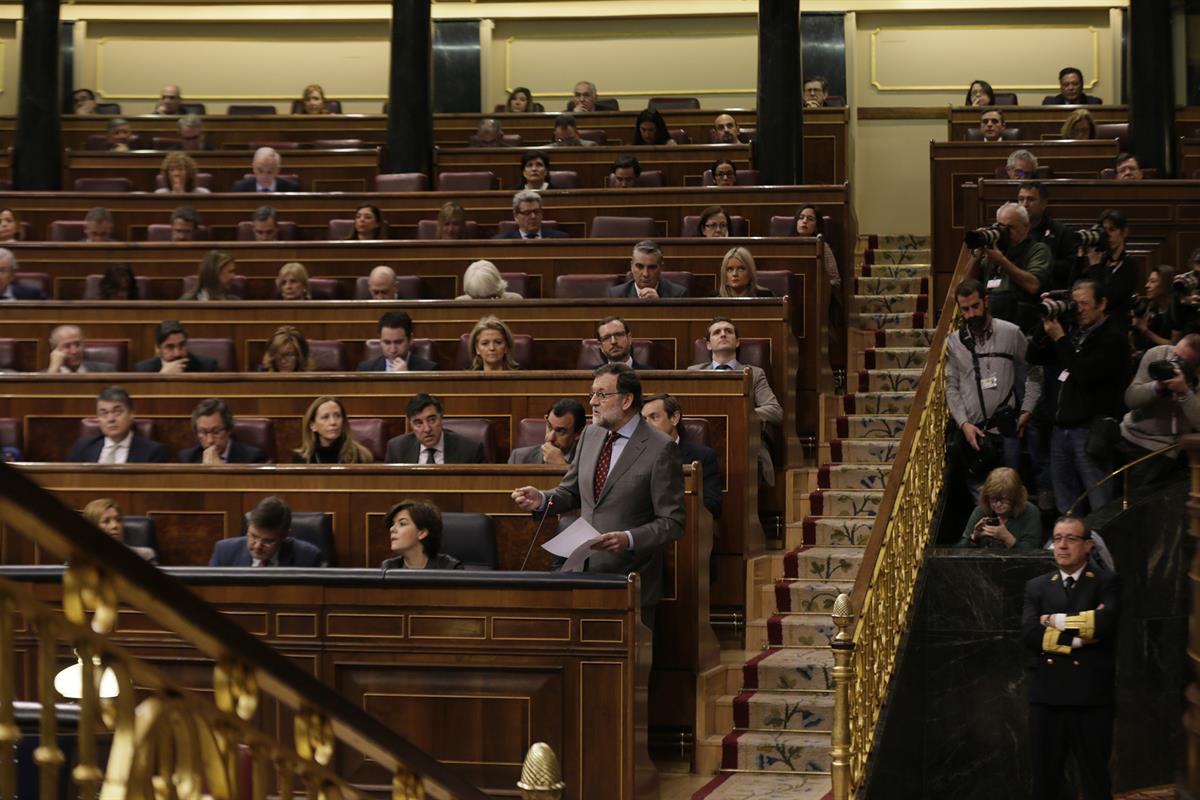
[187,338,236,371]
[440,512,498,570]
[992,92,1019,105]
[0,417,22,451]
[681,214,748,237]
[668,129,691,145]
[679,417,711,449]
[576,129,607,145]
[701,169,760,186]
[648,96,700,110]
[442,418,498,463]
[15,273,50,297]
[690,338,772,376]
[121,516,157,551]
[965,127,1021,141]
[49,221,87,242]
[567,98,619,111]
[1099,167,1117,179]
[154,173,215,191]
[305,278,342,300]
[232,418,276,462]
[515,418,546,450]
[549,170,579,189]
[227,104,277,115]
[80,417,155,441]
[604,171,666,188]
[327,220,354,240]
[94,102,122,115]
[575,339,657,370]
[235,220,299,241]
[415,219,481,240]
[84,340,129,371]
[84,274,153,300]
[308,339,348,371]
[147,224,209,242]
[755,270,793,298]
[309,139,366,149]
[454,334,534,370]
[289,99,342,113]
[554,274,620,298]
[348,418,385,462]
[501,134,524,147]
[241,511,335,566]
[500,272,530,298]
[152,137,183,149]
[74,177,133,193]
[435,171,498,191]
[0,340,15,370]
[179,103,206,115]
[246,141,300,151]
[360,338,437,365]
[375,173,429,192]
[1095,123,1131,151]
[590,216,655,238]
[769,215,795,237]
[182,275,246,299]
[353,275,423,300]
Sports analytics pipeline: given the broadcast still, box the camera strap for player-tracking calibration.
[963,329,1014,427]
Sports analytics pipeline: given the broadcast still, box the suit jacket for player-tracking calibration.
[134,353,220,373]
[208,536,326,567]
[1021,566,1120,706]
[178,440,268,464]
[688,361,782,485]
[607,278,688,298]
[385,429,487,464]
[230,177,302,193]
[381,552,464,570]
[491,227,570,240]
[67,433,169,463]
[356,354,439,372]
[43,360,119,374]
[543,417,685,617]
[680,440,723,519]
[508,441,578,465]
[3,284,48,300]
[1041,93,1103,105]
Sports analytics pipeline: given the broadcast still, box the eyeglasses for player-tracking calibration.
[516,208,543,217]
[1051,534,1088,544]
[588,390,627,402]
[598,332,628,342]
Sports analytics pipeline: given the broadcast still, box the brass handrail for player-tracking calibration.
[0,460,490,800]
[1066,441,1181,514]
[829,245,969,798]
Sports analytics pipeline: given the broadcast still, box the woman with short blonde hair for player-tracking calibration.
[260,325,315,372]
[1061,108,1096,140]
[457,260,522,300]
[276,262,310,300]
[718,246,774,298]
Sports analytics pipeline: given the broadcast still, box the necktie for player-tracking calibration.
[99,443,117,464]
[716,364,733,370]
[423,447,436,464]
[1064,576,1076,594]
[593,431,620,498]
[255,560,269,567]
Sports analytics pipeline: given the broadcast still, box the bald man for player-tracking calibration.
[44,325,117,373]
[367,266,401,300]
[712,114,742,144]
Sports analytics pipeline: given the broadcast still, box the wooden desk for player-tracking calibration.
[6,566,657,799]
[947,105,1129,142]
[64,149,382,194]
[929,140,1120,296]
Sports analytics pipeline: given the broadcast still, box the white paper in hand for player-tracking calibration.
[543,517,601,572]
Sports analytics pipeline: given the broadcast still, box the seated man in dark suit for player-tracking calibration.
[1042,67,1103,105]
[44,325,116,373]
[175,114,211,151]
[178,398,269,464]
[491,191,570,240]
[209,496,325,567]
[386,393,487,464]
[509,398,586,465]
[594,316,653,369]
[607,240,688,299]
[67,385,169,463]
[135,320,219,374]
[230,147,301,193]
[641,392,723,520]
[357,311,438,372]
[803,76,832,108]
[0,249,47,300]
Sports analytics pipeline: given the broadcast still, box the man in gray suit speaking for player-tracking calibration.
[512,364,685,627]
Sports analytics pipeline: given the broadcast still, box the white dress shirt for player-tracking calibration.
[419,434,445,464]
[99,431,134,464]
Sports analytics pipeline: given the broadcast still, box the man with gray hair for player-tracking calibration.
[175,114,209,151]
[608,240,687,299]
[966,201,1051,331]
[492,190,569,240]
[366,265,401,300]
[45,325,116,373]
[0,249,47,300]
[231,147,300,193]
[83,207,116,243]
[471,118,508,147]
[1005,149,1039,179]
[570,80,598,112]
[250,206,280,241]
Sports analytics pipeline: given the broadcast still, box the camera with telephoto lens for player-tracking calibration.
[965,223,1010,251]
[1039,290,1076,321]
[1073,224,1109,251]
[1130,294,1149,317]
[1148,360,1178,382]
[1174,270,1200,295]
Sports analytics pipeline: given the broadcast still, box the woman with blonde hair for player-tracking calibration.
[299,84,331,115]
[259,325,315,372]
[292,396,373,463]
[437,201,469,240]
[958,466,1042,550]
[180,250,239,300]
[155,152,209,194]
[276,262,310,300]
[1061,108,1096,140]
[718,246,775,298]
[456,260,522,300]
[82,498,158,563]
[468,316,520,372]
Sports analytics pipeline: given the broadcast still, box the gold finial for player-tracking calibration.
[832,593,854,643]
[517,742,565,799]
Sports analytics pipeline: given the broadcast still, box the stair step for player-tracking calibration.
[840,392,915,416]
[869,328,936,348]
[789,517,875,549]
[827,438,901,464]
[730,690,836,733]
[767,613,838,647]
[863,347,930,370]
[849,293,927,316]
[855,276,928,295]
[816,463,891,491]
[771,579,855,613]
[851,310,927,329]
[835,414,908,439]
[744,646,834,690]
[856,368,923,393]
[858,263,932,279]
[783,545,864,581]
[720,730,832,773]
[807,489,881,517]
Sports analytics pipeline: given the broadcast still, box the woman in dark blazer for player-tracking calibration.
[380,499,463,570]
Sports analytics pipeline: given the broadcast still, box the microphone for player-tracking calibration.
[519,496,554,571]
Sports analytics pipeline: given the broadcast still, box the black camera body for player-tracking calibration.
[1147,360,1177,382]
[1073,224,1109,252]
[1130,294,1149,317]
[985,516,1000,526]
[1174,270,1200,295]
[1040,289,1077,321]
[965,223,1010,251]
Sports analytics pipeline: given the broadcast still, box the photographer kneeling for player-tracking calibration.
[1117,333,1200,496]
[965,202,1052,333]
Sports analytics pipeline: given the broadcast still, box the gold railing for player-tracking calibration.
[0,461,492,800]
[829,247,967,798]
[1067,441,1180,514]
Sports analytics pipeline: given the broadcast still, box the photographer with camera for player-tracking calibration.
[1018,182,1076,291]
[958,466,1043,550]
[965,202,1053,333]
[947,279,1041,500]
[1132,265,1177,354]
[1073,209,1136,331]
[1171,248,1200,337]
[1117,333,1200,496]
[1037,278,1130,513]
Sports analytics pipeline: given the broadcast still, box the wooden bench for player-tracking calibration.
[947,105,1130,143]
[7,565,657,799]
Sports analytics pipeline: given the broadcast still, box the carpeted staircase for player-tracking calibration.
[690,235,932,800]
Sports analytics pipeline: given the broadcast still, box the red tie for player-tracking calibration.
[593,431,620,498]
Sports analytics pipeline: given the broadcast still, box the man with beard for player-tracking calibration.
[946,279,1041,500]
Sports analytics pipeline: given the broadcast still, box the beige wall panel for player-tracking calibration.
[485,16,757,112]
[80,21,390,115]
[0,22,16,117]
[854,119,944,235]
[853,9,1117,107]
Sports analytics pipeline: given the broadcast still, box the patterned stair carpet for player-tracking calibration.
[691,235,932,800]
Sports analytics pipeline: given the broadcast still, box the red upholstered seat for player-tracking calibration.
[309,139,366,149]
[375,173,430,192]
[49,221,87,242]
[180,103,206,115]
[154,173,214,191]
[443,418,498,463]
[436,172,498,191]
[548,170,580,189]
[236,221,299,241]
[590,216,655,238]
[182,275,247,299]
[575,339,657,369]
[187,338,237,371]
[80,417,155,441]
[993,92,1019,105]
[1095,123,1130,151]
[668,129,691,145]
[554,274,620,298]
[361,338,437,365]
[680,417,711,448]
[755,271,793,298]
[500,272,531,298]
[227,105,277,115]
[515,418,547,450]
[577,129,607,145]
[691,338,772,378]
[353,275,423,300]
[682,214,748,237]
[701,169,760,186]
[349,418,386,462]
[305,278,342,300]
[0,417,21,452]
[604,171,666,188]
[454,334,534,370]
[84,341,129,371]
[648,96,701,110]
[246,141,300,150]
[73,177,133,192]
[327,220,354,240]
[83,274,154,300]
[307,340,348,371]
[415,219,480,239]
[146,224,209,242]
[232,418,277,463]
[769,215,794,237]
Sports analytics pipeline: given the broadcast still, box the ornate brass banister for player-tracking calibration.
[1067,441,1181,514]
[829,248,970,798]
[0,460,490,800]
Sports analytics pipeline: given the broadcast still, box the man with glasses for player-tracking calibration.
[67,386,168,463]
[209,496,326,567]
[1021,514,1120,800]
[1005,149,1039,179]
[511,363,685,628]
[178,398,268,464]
[966,202,1052,333]
[593,316,652,370]
[0,249,46,300]
[493,190,569,240]
[608,240,687,299]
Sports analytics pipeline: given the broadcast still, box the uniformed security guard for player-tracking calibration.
[1021,514,1121,799]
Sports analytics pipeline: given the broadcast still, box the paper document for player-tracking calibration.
[542,517,601,572]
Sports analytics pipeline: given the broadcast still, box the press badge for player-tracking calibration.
[1058,370,1070,382]
[980,376,998,390]
[986,278,1002,290]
